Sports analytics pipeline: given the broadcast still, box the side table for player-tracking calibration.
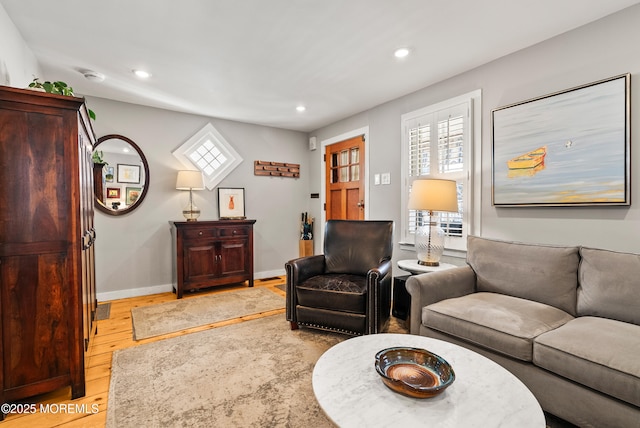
[393,260,457,320]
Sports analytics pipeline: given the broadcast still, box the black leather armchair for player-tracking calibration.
[285,220,394,336]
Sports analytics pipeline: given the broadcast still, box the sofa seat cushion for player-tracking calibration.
[297,274,366,313]
[534,316,640,407]
[423,292,574,361]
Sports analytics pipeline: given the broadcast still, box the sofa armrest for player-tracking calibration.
[406,265,476,334]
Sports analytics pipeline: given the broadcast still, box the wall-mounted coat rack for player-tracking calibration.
[254,160,300,178]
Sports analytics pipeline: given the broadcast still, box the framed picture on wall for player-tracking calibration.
[218,187,246,219]
[105,166,115,182]
[126,187,142,205]
[492,73,630,207]
[106,188,120,199]
[117,164,141,184]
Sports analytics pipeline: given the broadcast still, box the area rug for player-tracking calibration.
[107,314,344,427]
[131,287,285,340]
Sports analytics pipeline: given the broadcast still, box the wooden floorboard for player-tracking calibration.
[1,278,286,427]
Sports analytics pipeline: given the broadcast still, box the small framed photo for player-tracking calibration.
[106,188,120,199]
[218,187,245,219]
[126,187,142,205]
[117,164,141,184]
[105,166,115,182]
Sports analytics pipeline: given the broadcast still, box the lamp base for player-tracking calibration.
[414,220,445,267]
[182,190,201,221]
[417,260,440,267]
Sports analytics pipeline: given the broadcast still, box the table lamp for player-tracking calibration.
[176,170,205,221]
[407,178,458,266]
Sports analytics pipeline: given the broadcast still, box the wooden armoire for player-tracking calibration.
[0,86,97,414]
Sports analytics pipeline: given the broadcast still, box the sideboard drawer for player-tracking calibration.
[219,226,249,238]
[182,228,219,240]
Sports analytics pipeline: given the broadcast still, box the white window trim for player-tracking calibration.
[400,89,482,254]
[172,123,243,190]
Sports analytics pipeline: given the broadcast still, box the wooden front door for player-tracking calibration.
[325,135,365,220]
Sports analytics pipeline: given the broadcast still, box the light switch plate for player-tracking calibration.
[374,174,380,185]
[381,173,391,185]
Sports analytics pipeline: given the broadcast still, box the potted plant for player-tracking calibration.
[29,77,96,120]
[92,150,108,165]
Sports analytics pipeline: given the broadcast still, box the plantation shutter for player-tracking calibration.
[407,102,468,239]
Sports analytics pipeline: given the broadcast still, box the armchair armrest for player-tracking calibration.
[285,255,326,322]
[406,265,476,334]
[367,259,392,283]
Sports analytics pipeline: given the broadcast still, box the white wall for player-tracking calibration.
[4,3,640,299]
[1,2,311,301]
[310,4,640,266]
[87,97,309,300]
[0,2,40,86]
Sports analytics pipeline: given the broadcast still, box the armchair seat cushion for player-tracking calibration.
[297,274,366,314]
[423,292,574,361]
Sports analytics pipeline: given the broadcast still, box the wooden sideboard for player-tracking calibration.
[170,220,256,298]
[0,86,97,415]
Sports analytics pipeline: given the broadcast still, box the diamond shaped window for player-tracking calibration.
[172,123,243,190]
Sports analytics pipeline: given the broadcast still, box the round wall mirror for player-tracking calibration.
[93,134,150,216]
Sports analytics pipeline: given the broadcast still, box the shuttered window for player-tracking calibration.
[402,95,477,252]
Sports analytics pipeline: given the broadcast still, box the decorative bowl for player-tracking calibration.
[374,347,455,398]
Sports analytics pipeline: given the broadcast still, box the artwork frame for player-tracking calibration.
[492,73,630,207]
[106,188,120,199]
[217,187,246,219]
[105,166,115,182]
[126,187,142,205]
[117,164,141,184]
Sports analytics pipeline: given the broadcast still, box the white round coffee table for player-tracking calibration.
[312,334,545,428]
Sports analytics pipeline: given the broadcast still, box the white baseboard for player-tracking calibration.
[96,269,287,302]
[97,283,173,302]
[255,268,286,280]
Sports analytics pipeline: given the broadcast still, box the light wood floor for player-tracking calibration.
[2,277,287,428]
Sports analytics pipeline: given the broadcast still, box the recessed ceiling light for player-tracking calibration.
[296,105,306,112]
[394,48,410,58]
[133,69,152,79]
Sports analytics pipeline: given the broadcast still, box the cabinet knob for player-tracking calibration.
[198,231,203,236]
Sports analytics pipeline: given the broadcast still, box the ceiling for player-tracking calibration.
[3,0,639,132]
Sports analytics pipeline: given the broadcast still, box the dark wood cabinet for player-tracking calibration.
[170,220,256,298]
[0,86,97,414]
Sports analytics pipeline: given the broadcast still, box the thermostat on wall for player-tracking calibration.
[309,136,317,151]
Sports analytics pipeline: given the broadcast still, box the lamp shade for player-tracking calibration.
[176,170,205,190]
[407,179,458,212]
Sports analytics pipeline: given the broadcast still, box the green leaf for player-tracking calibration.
[88,109,96,120]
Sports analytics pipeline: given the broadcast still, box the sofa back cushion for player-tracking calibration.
[578,247,640,325]
[467,236,579,315]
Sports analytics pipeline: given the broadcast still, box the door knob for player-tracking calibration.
[357,201,364,208]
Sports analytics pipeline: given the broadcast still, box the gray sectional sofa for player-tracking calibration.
[406,236,640,428]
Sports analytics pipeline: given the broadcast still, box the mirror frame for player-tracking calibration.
[94,134,150,216]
